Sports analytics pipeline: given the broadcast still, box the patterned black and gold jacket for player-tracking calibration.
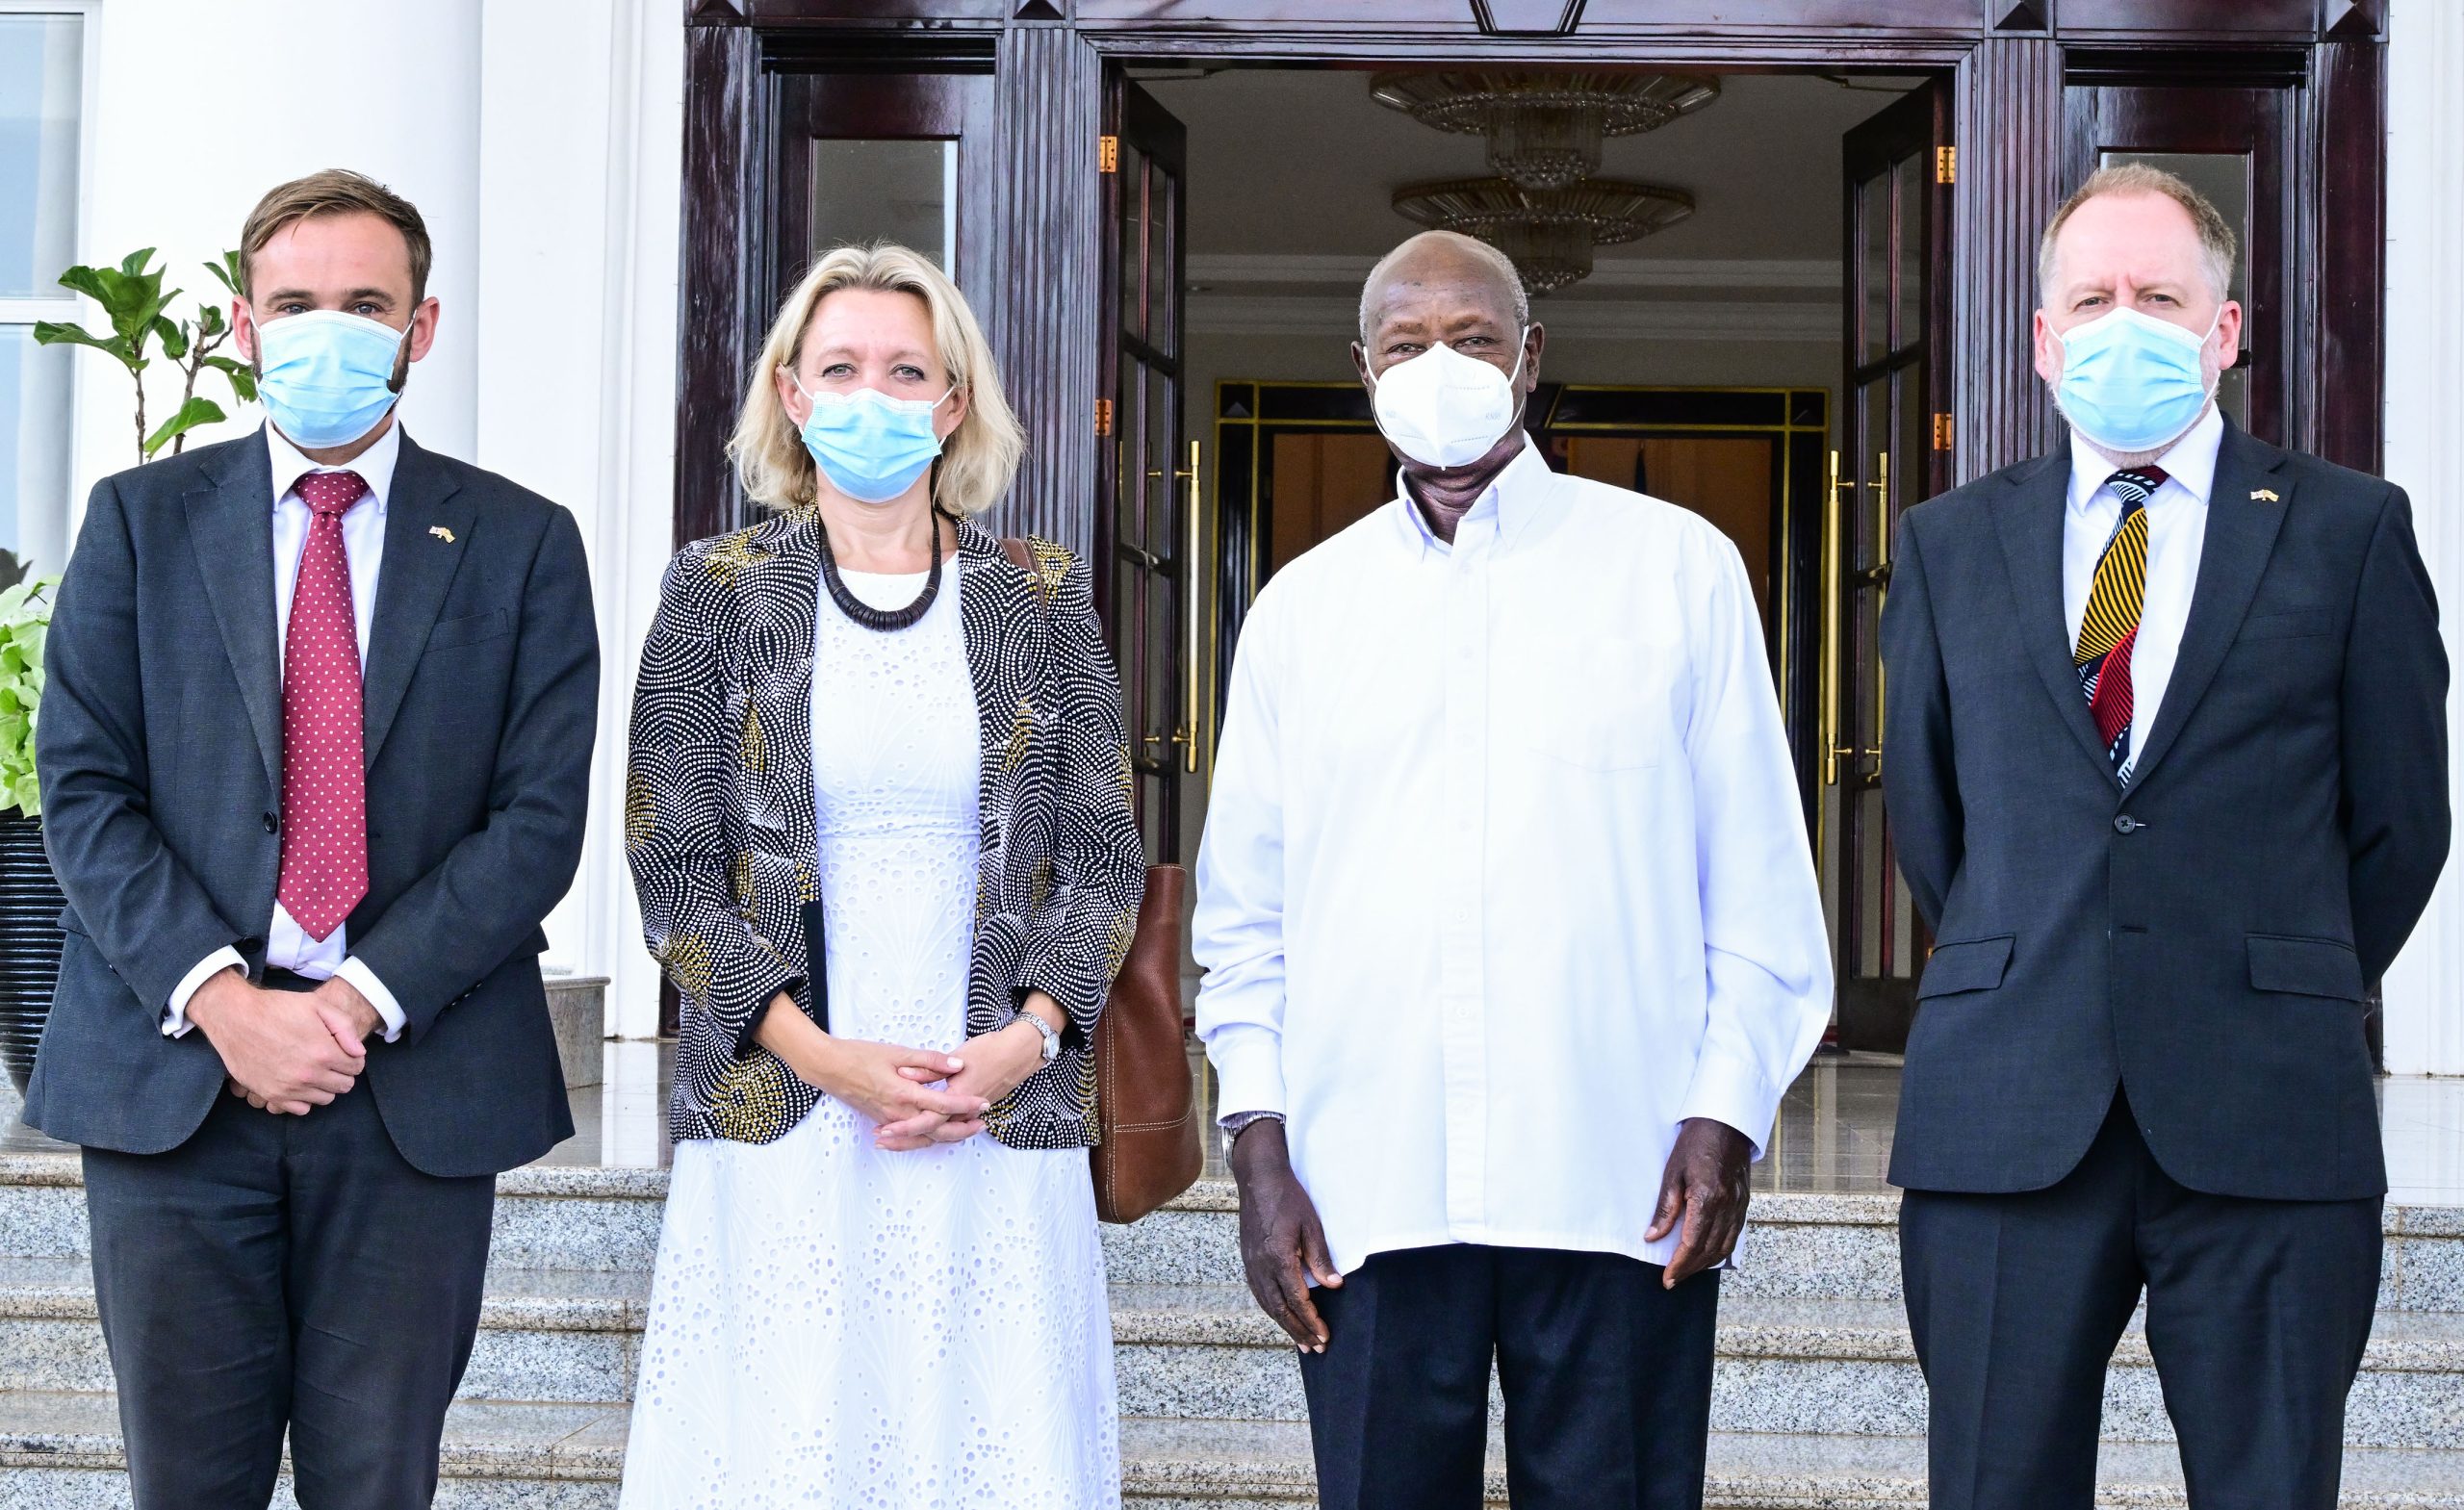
[627,510,1146,1149]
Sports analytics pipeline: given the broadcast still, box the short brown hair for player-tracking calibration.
[2038,162,2236,303]
[239,168,433,303]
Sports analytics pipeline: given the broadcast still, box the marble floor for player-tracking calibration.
[8,1045,2464,1204]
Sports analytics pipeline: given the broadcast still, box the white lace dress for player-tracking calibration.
[619,562,1121,1510]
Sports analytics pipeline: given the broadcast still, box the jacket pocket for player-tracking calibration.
[2237,608,2333,642]
[2247,934,2365,1001]
[1916,935,2015,999]
[424,607,515,653]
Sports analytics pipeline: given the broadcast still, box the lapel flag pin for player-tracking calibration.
[430,525,456,543]
[2250,488,2279,501]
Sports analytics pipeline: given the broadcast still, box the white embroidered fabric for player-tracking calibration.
[620,562,1121,1509]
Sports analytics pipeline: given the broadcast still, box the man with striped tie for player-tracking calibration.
[1880,163,2450,1510]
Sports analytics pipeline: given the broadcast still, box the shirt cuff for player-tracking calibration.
[165,948,246,1037]
[1219,1109,1284,1138]
[1675,1047,1782,1163]
[1206,1025,1288,1123]
[336,957,406,1043]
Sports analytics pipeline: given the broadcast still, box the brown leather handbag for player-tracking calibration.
[999,538,1203,1223]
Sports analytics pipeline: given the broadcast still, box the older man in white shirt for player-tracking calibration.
[1193,229,1832,1510]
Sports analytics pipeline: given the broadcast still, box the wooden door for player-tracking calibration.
[1099,78,1193,861]
[1832,82,1951,1054]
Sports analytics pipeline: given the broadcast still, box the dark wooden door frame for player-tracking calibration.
[676,2,2386,561]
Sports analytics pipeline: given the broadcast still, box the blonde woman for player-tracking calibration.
[618,244,1144,1508]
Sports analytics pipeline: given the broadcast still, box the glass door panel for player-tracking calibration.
[1833,81,1950,1053]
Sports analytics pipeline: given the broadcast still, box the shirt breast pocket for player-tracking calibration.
[1504,633,1666,772]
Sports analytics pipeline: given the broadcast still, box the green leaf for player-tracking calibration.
[195,304,226,338]
[206,252,241,294]
[204,356,258,402]
[153,316,189,360]
[55,265,110,302]
[30,322,136,368]
[11,774,40,820]
[118,247,155,277]
[142,397,227,458]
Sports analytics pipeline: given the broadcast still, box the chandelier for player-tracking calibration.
[1390,177,1695,295]
[1371,72,1719,191]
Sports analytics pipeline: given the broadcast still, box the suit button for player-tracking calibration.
[2114,815,2140,834]
[262,812,279,834]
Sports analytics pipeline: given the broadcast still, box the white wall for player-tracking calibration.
[2381,0,2464,1074]
[66,0,681,1035]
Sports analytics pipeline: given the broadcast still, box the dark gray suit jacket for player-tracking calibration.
[23,426,599,1178]
[1882,421,2448,1202]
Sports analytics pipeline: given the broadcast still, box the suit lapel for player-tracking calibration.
[1991,444,2122,787]
[2124,422,2293,790]
[188,429,284,795]
[359,433,478,770]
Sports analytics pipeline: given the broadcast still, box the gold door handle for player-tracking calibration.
[1823,449,1846,786]
[1173,439,1203,773]
[1867,449,1890,576]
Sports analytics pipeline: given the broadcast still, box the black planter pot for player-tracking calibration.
[0,815,64,1094]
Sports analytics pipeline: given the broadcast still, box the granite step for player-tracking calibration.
[7,1395,2462,1510]
[7,1263,2461,1452]
[8,1158,2459,1313]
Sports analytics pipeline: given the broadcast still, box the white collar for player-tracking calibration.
[1392,433,1554,554]
[266,420,402,513]
[2066,401,2225,510]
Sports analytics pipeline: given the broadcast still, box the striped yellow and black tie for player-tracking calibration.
[2074,466,2169,779]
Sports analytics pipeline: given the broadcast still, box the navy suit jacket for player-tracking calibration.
[24,426,599,1178]
[1882,421,2449,1201]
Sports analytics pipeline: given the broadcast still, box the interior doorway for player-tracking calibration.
[1117,64,1954,1047]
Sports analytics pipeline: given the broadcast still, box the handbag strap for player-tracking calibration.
[998,535,1038,583]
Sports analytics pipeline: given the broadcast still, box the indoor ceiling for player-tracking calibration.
[1139,66,1928,335]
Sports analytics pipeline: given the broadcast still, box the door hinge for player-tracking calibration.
[1932,413,1955,451]
[1935,145,1956,185]
[1098,134,1119,173]
[1094,397,1115,437]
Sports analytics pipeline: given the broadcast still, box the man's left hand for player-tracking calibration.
[310,976,384,1048]
[1646,1117,1754,1288]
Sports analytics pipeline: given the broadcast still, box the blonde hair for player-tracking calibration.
[2038,162,2237,303]
[730,243,1023,516]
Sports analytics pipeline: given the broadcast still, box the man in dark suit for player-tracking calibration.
[1882,163,2449,1509]
[24,169,599,1509]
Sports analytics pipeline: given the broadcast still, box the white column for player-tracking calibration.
[472,0,682,1037]
[69,0,483,501]
[2380,1,2464,1074]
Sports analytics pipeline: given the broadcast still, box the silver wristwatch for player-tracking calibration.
[1014,1009,1062,1062]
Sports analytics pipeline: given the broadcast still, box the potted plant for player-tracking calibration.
[0,251,253,1091]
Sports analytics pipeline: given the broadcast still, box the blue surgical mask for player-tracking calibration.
[791,374,954,505]
[253,309,413,450]
[2053,305,2221,455]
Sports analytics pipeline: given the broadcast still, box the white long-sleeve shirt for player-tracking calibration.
[1194,439,1833,1276]
[2060,402,2224,780]
[162,422,405,1040]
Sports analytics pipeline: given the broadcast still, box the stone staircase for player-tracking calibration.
[1,1153,2461,1507]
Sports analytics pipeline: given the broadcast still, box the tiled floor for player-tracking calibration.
[9,1047,2464,1205]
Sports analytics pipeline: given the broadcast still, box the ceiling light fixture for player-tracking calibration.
[1390,177,1695,295]
[1370,72,1719,191]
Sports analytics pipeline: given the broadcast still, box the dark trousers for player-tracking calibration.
[82,1072,494,1510]
[1296,1242,1721,1510]
[1901,1091,2382,1510]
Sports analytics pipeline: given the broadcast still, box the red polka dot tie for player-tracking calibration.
[278,470,371,941]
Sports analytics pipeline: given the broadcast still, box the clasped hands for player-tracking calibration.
[187,967,384,1116]
[761,989,1066,1152]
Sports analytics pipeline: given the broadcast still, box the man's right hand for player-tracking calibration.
[186,968,365,1115]
[1228,1118,1342,1351]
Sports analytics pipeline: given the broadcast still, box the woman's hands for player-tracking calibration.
[755,992,989,1147]
[882,992,1068,1150]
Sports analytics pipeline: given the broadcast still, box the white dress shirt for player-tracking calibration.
[2060,402,2225,778]
[1194,439,1833,1276]
[162,422,406,1040]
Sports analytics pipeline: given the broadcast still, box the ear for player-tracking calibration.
[937,383,969,440]
[774,363,808,426]
[1521,323,1545,391]
[2031,309,2064,388]
[232,298,260,364]
[1350,340,1373,389]
[404,296,441,365]
[2213,299,2244,370]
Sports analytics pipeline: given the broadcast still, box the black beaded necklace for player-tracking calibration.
[816,507,953,632]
